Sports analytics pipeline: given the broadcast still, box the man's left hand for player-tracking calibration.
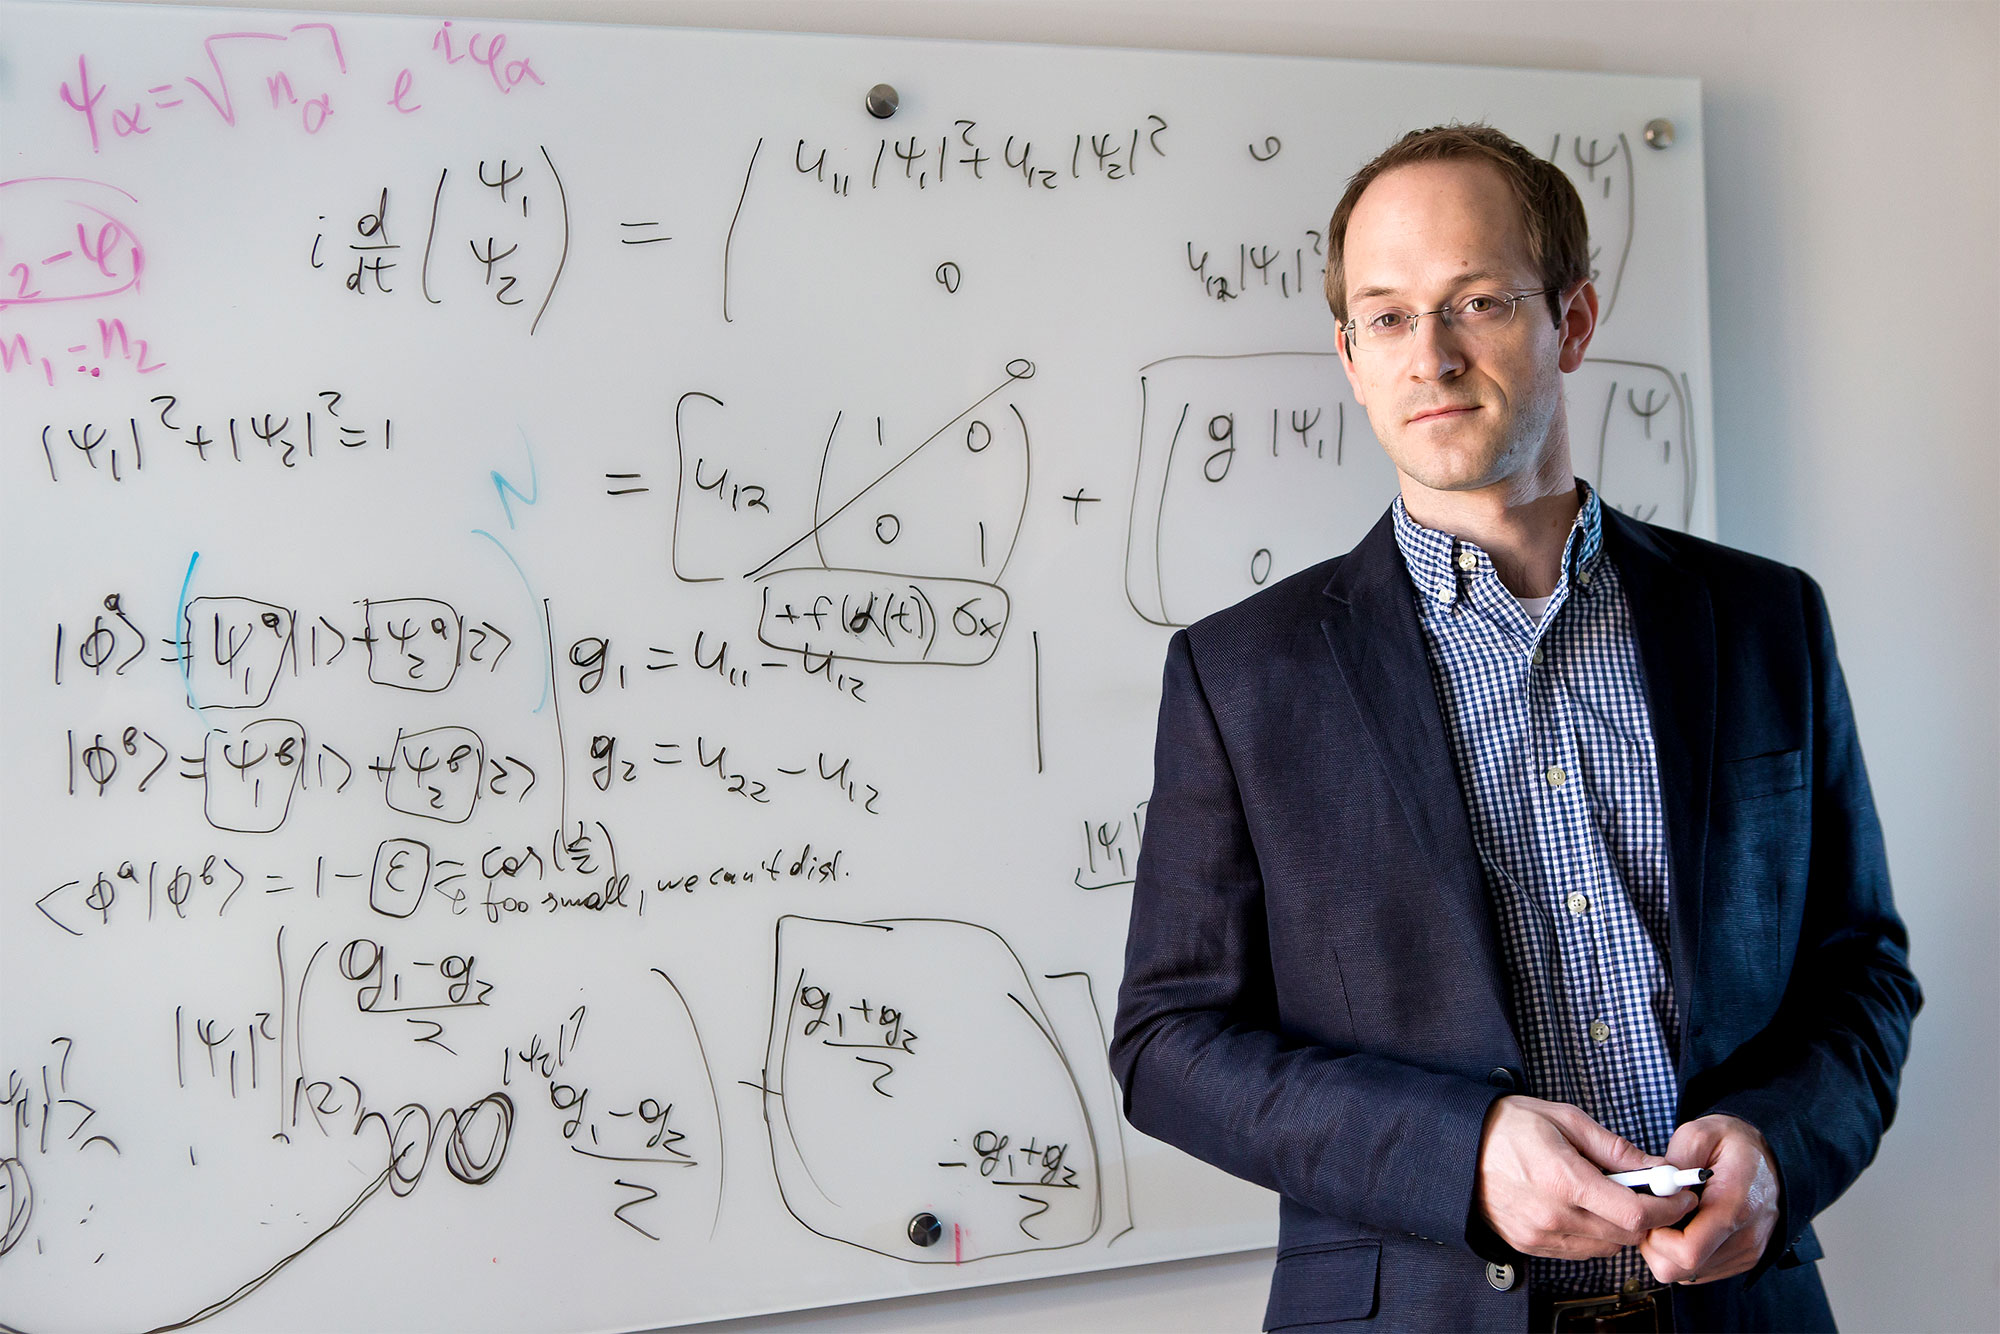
[1639,1114,1780,1285]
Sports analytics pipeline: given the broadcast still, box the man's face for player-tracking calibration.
[1337,159,1593,499]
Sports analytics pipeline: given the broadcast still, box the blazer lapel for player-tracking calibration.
[1602,510,1716,1046]
[1319,513,1512,1017]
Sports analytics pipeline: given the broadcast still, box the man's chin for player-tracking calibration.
[1393,458,1508,495]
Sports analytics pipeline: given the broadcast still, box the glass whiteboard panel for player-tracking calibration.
[0,3,1711,1329]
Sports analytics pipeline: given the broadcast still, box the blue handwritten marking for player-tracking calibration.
[471,529,549,713]
[175,551,200,708]
[491,426,540,529]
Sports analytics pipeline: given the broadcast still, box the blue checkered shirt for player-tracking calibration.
[1391,483,1679,1297]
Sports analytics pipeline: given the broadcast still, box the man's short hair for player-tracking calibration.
[1322,123,1589,329]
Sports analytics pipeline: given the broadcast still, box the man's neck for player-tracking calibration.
[1398,455,1580,598]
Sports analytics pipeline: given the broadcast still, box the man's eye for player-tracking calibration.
[1459,294,1502,315]
[1366,311,1408,332]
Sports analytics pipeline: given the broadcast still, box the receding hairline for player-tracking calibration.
[1322,124,1590,328]
[1338,161,1544,308]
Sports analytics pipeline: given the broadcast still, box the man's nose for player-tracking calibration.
[1405,313,1465,381]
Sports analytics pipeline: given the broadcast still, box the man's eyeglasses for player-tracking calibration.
[1342,288,1557,353]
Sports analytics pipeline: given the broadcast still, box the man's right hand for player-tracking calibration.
[1475,1095,1697,1259]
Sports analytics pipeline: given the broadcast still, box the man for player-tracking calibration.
[1109,125,1919,1332]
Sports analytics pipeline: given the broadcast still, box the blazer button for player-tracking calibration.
[1487,1067,1518,1090]
[1486,1262,1517,1291]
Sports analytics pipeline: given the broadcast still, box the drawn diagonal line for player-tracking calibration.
[142,1165,394,1332]
[746,363,1033,580]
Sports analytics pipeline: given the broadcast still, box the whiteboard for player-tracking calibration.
[0,4,1713,1330]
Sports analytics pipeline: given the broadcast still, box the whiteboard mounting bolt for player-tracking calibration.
[866,83,900,119]
[1643,118,1675,150]
[907,1212,943,1246]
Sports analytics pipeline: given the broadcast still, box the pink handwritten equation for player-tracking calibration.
[59,23,349,150]
[0,319,164,387]
[0,177,145,309]
[430,21,545,97]
[51,17,548,149]
[0,177,160,384]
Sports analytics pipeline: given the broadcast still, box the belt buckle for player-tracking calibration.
[1545,1287,1669,1333]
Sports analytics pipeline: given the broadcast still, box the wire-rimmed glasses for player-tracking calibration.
[1342,288,1557,353]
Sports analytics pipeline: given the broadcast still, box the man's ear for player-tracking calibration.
[1557,280,1600,373]
[1337,325,1369,407]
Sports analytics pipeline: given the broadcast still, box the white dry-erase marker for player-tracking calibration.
[1608,1166,1713,1196]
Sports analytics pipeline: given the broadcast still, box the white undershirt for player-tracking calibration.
[1516,593,1553,624]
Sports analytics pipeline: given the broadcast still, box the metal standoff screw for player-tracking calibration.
[866,83,900,119]
[1643,118,1676,150]
[907,1212,943,1247]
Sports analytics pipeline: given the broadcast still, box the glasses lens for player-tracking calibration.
[1351,309,1408,346]
[1452,294,1518,330]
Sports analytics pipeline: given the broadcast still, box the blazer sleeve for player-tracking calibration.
[1690,573,1922,1266]
[1109,629,1504,1248]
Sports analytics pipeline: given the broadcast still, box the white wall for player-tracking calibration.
[121,2,2000,1330]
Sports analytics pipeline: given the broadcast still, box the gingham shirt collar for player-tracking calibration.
[1390,480,1606,614]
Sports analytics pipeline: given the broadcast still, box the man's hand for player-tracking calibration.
[1476,1096,1697,1260]
[1640,1114,1780,1285]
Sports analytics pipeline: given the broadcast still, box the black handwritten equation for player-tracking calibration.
[1074,799,1148,892]
[53,718,541,834]
[1184,228,1327,305]
[35,390,393,484]
[1,1037,121,1264]
[1,917,530,1328]
[309,150,569,333]
[48,591,514,698]
[792,115,1167,198]
[53,716,536,832]
[577,724,886,816]
[31,823,851,940]
[760,916,1132,1262]
[559,626,862,702]
[1125,352,1395,628]
[490,972,727,1247]
[601,363,1038,698]
[47,588,537,837]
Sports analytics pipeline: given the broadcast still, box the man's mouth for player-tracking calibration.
[1408,404,1478,424]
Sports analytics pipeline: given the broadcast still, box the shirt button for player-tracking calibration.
[1544,765,1567,788]
[1590,1020,1611,1044]
[1578,569,1594,586]
[1530,647,1545,666]
[1486,1261,1517,1291]
[1566,890,1590,915]
[1456,550,1478,572]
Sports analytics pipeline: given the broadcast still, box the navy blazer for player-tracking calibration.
[1109,506,1920,1332]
